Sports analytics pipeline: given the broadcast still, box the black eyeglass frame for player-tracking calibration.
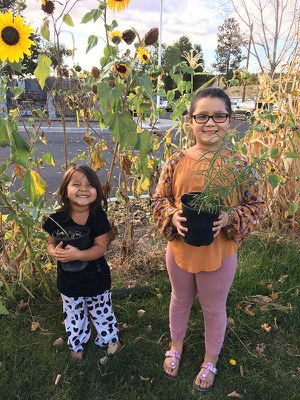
[192,113,230,124]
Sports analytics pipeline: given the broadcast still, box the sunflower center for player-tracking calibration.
[117,65,127,73]
[1,26,20,46]
[142,54,148,61]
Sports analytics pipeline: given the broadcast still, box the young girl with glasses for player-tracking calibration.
[152,88,265,391]
[43,165,121,363]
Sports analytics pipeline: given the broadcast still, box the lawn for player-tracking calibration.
[0,236,299,400]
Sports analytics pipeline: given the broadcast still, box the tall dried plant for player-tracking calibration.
[241,44,300,233]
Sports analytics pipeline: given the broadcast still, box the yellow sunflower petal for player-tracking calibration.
[0,11,35,63]
[107,0,130,12]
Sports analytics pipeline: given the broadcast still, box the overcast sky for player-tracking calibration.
[23,0,249,72]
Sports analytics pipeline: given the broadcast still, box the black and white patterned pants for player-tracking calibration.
[61,290,119,353]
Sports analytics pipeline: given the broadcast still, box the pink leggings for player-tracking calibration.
[166,245,237,356]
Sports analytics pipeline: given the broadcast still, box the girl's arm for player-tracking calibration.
[151,153,184,241]
[46,234,108,263]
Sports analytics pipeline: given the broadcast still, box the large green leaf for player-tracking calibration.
[23,170,46,204]
[104,112,137,149]
[86,35,98,54]
[81,8,102,23]
[97,83,110,110]
[0,302,9,316]
[34,54,51,90]
[136,130,151,175]
[40,20,50,40]
[6,119,30,166]
[0,118,9,147]
[63,14,74,26]
[135,73,153,98]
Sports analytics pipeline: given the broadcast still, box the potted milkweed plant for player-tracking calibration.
[180,141,269,247]
[51,220,91,271]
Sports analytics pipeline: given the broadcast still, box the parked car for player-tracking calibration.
[234,100,256,119]
[234,100,277,119]
[158,98,174,112]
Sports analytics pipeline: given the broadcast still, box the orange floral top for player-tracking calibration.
[151,151,265,272]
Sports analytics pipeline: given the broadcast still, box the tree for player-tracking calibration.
[231,0,300,74]
[162,35,205,92]
[213,18,246,79]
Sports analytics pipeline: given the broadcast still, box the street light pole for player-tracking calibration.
[156,0,163,109]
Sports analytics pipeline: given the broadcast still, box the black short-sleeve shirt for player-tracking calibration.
[43,209,111,297]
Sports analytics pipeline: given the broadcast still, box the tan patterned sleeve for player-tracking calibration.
[151,152,184,241]
[223,164,265,244]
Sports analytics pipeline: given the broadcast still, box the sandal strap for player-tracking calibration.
[165,350,181,361]
[201,362,218,375]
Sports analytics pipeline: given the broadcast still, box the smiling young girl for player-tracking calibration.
[43,165,120,363]
[152,88,265,391]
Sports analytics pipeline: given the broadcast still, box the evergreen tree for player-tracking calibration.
[213,18,246,79]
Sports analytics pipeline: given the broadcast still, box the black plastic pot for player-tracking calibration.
[181,193,220,247]
[52,225,91,272]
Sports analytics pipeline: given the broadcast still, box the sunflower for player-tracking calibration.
[107,0,130,12]
[233,70,242,79]
[109,30,122,45]
[0,12,35,63]
[136,47,150,64]
[114,63,129,78]
[41,0,55,14]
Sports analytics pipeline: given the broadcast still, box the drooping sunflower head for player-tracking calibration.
[91,66,100,79]
[0,12,35,63]
[41,0,55,14]
[136,47,150,64]
[114,63,129,79]
[107,0,130,12]
[233,70,242,79]
[122,29,136,45]
[150,68,164,81]
[109,30,122,45]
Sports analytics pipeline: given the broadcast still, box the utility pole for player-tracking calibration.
[242,23,253,102]
[156,0,163,109]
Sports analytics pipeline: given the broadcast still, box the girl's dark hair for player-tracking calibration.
[57,165,107,217]
[188,87,232,118]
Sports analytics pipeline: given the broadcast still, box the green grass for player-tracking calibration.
[0,236,299,400]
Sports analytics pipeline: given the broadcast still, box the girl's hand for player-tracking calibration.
[212,211,229,238]
[53,242,81,263]
[172,210,188,237]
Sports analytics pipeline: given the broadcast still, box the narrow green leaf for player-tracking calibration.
[81,9,98,23]
[34,54,51,89]
[285,152,299,159]
[63,14,74,26]
[41,20,50,40]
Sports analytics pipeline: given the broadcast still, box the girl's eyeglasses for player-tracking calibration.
[192,113,229,124]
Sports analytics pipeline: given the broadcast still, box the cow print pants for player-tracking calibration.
[61,290,119,353]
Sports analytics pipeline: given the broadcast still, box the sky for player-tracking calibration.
[21,0,238,72]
